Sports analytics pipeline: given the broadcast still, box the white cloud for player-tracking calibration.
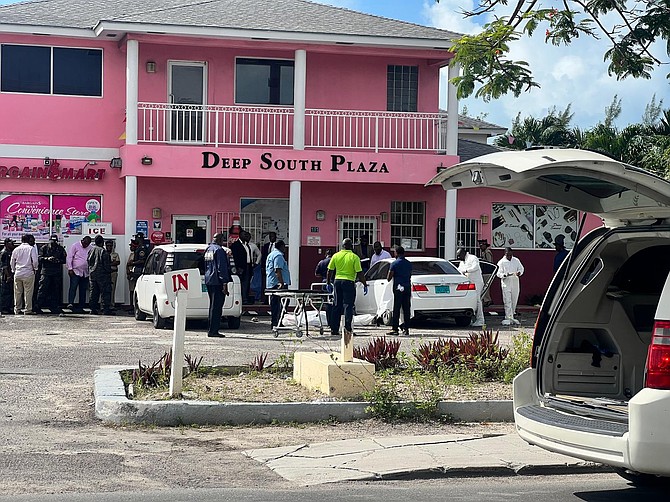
[422,0,481,35]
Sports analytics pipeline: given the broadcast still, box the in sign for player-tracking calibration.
[171,272,189,293]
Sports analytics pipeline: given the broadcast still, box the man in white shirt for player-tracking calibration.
[456,247,485,327]
[10,234,38,315]
[496,247,525,326]
[370,241,392,268]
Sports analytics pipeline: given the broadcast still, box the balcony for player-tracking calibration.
[137,103,447,153]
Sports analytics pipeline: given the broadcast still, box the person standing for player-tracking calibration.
[386,245,412,336]
[231,230,254,305]
[130,232,148,282]
[326,238,368,337]
[353,234,373,272]
[266,240,290,330]
[456,247,485,327]
[105,240,121,306]
[36,234,67,314]
[66,236,92,311]
[10,234,38,315]
[478,239,493,307]
[0,238,15,314]
[314,249,332,282]
[204,233,231,338]
[88,235,114,315]
[553,234,569,273]
[370,241,392,268]
[496,247,525,326]
[126,239,138,303]
[260,231,277,304]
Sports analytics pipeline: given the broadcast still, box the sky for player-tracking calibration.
[1,0,668,131]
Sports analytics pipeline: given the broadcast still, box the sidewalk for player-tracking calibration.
[244,433,606,485]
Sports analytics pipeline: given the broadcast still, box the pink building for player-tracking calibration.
[0,0,596,304]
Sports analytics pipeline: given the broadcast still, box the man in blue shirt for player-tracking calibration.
[205,233,231,338]
[266,240,290,329]
[387,245,412,336]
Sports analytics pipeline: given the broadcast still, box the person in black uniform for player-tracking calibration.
[88,235,114,315]
[36,234,67,314]
[205,233,231,338]
[0,238,15,314]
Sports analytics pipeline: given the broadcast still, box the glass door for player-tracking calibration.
[172,215,210,244]
[168,61,207,143]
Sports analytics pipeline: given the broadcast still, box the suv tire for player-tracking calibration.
[227,316,241,329]
[152,298,167,329]
[134,293,147,321]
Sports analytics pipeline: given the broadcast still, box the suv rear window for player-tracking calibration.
[171,251,206,274]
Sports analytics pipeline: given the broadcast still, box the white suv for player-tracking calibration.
[134,244,242,329]
[429,148,670,484]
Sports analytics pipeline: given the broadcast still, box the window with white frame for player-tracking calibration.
[390,201,425,250]
[387,65,418,112]
[1,44,102,96]
[337,215,380,248]
[235,58,294,105]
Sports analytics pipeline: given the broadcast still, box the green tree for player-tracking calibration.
[494,105,577,149]
[442,1,670,101]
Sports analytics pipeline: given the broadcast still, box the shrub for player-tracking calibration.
[132,351,171,389]
[353,337,401,370]
[502,331,533,383]
[249,352,271,372]
[413,338,459,371]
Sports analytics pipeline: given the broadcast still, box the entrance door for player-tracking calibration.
[172,215,210,244]
[168,61,207,143]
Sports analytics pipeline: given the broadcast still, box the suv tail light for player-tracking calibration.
[411,284,428,292]
[645,320,670,389]
[456,282,476,291]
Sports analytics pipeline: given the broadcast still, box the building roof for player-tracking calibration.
[0,0,461,43]
[458,115,506,133]
[457,139,503,162]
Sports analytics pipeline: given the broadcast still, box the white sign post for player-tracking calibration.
[164,268,202,397]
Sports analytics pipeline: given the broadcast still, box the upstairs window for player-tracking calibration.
[391,201,425,251]
[387,65,418,112]
[1,44,102,97]
[235,58,294,105]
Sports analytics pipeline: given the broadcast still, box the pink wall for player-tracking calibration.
[138,42,441,112]
[0,35,126,148]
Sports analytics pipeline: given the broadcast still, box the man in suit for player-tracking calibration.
[230,230,254,305]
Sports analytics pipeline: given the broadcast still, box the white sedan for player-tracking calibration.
[355,256,495,327]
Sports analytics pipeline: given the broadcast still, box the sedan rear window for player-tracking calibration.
[411,260,460,275]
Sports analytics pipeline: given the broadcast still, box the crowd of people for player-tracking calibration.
[0,231,147,317]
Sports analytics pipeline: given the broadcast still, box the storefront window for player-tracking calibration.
[337,215,380,248]
[391,201,424,250]
[1,194,102,243]
[491,203,577,249]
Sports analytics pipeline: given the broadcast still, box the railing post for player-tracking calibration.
[375,116,379,153]
[215,109,220,147]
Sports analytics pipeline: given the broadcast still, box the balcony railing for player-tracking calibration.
[138,103,446,152]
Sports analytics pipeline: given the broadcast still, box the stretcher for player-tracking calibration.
[265,288,333,338]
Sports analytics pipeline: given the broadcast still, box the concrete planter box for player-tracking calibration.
[94,365,513,426]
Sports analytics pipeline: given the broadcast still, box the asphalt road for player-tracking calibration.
[0,308,525,497]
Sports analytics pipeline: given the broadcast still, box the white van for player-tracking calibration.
[428,148,670,484]
[134,244,242,329]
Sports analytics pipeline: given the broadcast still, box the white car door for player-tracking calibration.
[427,148,670,225]
[136,250,160,312]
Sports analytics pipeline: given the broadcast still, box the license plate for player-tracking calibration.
[435,285,450,294]
[201,284,207,292]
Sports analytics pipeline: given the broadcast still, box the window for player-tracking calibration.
[390,201,424,250]
[1,44,102,96]
[387,65,418,112]
[457,218,479,254]
[337,215,380,247]
[235,58,294,105]
[491,203,578,249]
[411,260,460,276]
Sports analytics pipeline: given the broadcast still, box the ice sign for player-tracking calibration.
[164,268,203,303]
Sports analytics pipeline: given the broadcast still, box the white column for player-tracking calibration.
[125,175,137,247]
[293,49,307,150]
[288,181,301,289]
[126,39,139,145]
[444,62,460,259]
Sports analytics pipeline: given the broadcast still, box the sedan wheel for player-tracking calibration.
[152,299,167,329]
[454,315,471,327]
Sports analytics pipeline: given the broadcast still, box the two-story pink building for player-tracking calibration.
[0,0,593,304]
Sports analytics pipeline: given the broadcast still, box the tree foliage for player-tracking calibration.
[441,1,670,101]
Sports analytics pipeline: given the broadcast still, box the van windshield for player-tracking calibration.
[172,251,206,274]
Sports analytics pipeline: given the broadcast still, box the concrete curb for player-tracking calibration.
[94,366,513,426]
